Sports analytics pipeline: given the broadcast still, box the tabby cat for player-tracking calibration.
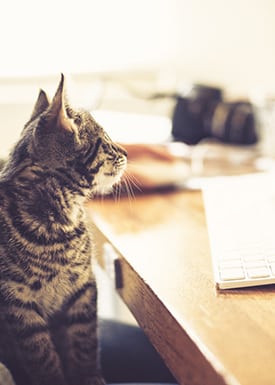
[0,74,127,385]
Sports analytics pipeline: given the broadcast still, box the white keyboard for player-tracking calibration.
[203,172,275,289]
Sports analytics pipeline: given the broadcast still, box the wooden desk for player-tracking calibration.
[86,189,275,385]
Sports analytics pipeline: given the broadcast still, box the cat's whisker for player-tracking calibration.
[100,192,105,204]
[125,171,142,193]
[124,178,134,201]
[113,184,120,202]
[110,186,116,201]
[124,161,142,192]
[111,183,120,202]
[117,183,122,201]
[117,182,123,201]
[122,172,139,202]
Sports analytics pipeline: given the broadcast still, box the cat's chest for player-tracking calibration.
[30,265,91,319]
[34,274,74,317]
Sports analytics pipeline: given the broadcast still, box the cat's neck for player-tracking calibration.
[0,163,86,227]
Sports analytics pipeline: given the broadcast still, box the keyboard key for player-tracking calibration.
[219,268,245,281]
[243,254,265,262]
[246,267,270,279]
[244,260,267,269]
[219,260,243,269]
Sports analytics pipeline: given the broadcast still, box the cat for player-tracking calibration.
[0,74,127,385]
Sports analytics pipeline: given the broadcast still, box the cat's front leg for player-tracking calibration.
[54,281,105,385]
[3,305,67,385]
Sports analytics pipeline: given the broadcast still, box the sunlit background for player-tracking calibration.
[1,0,275,91]
[1,0,275,153]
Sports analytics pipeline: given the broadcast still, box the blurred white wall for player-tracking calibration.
[1,0,275,154]
[0,0,182,76]
[174,0,275,97]
[0,0,274,96]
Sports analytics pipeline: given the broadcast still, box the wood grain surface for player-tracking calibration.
[86,189,275,385]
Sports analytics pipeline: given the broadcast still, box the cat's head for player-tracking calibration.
[7,74,127,196]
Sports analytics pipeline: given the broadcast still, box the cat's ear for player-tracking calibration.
[30,89,50,121]
[45,73,75,133]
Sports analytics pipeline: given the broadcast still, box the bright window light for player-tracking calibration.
[0,0,182,77]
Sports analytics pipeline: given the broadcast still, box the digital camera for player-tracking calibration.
[171,84,258,145]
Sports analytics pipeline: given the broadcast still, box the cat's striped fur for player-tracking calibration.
[0,75,127,385]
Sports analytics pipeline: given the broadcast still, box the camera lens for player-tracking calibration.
[171,84,258,145]
[209,101,257,145]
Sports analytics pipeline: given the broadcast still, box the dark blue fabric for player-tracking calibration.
[99,319,178,384]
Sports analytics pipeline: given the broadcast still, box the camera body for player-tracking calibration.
[171,84,258,145]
